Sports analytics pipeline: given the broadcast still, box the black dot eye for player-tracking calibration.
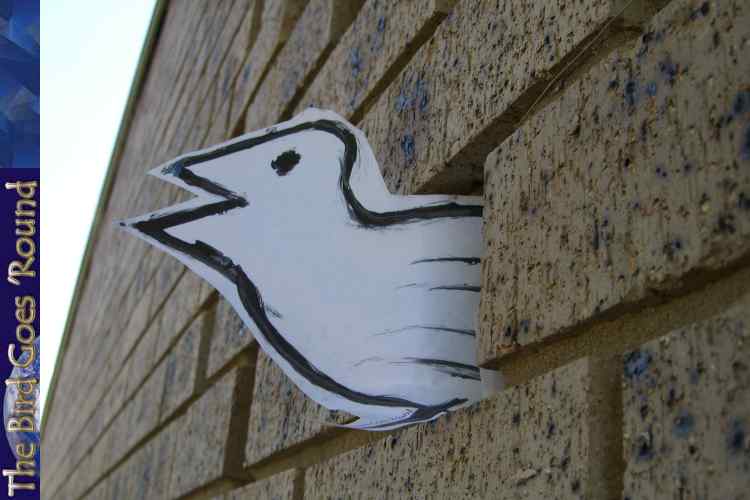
[271,149,301,176]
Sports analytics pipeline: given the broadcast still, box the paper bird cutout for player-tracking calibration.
[122,109,502,430]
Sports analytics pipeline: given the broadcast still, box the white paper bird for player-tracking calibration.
[122,109,502,430]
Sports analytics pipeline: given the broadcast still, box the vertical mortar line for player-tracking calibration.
[195,297,219,391]
[586,354,625,500]
[224,346,259,478]
[292,468,306,500]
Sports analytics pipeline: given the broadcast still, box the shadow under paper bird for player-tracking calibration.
[121,109,502,430]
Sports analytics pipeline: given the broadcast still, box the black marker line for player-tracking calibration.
[395,357,481,374]
[373,325,476,337]
[429,284,481,292]
[411,257,481,265]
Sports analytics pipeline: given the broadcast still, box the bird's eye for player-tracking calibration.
[271,149,301,176]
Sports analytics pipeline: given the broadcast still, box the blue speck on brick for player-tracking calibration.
[635,428,655,462]
[727,419,746,453]
[646,81,658,96]
[624,350,652,380]
[733,91,750,116]
[659,58,678,85]
[689,1,710,20]
[741,124,750,161]
[400,134,415,164]
[673,410,695,438]
[395,92,410,112]
[377,16,386,33]
[414,77,429,112]
[624,80,638,106]
[350,47,362,77]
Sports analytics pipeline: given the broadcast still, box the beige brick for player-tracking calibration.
[244,0,363,132]
[207,297,256,379]
[127,419,180,500]
[296,0,454,120]
[622,290,750,499]
[169,366,253,498]
[160,312,207,420]
[125,317,160,398]
[245,350,340,466]
[117,278,156,368]
[222,469,299,500]
[119,419,179,500]
[101,401,131,475]
[205,0,263,145]
[229,0,308,131]
[361,0,658,195]
[126,360,167,450]
[479,0,750,365]
[155,270,213,361]
[306,358,601,499]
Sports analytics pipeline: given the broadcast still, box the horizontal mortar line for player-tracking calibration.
[179,477,245,500]
[52,287,219,494]
[349,6,451,126]
[486,250,750,388]
[244,423,395,485]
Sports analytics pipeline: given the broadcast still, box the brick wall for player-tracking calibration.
[42,0,750,498]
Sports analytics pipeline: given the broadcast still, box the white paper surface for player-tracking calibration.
[122,109,502,430]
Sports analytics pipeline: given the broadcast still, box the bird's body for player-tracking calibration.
[123,110,501,430]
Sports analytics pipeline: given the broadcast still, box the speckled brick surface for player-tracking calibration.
[360,0,634,195]
[160,311,206,420]
[306,359,592,499]
[44,1,750,498]
[622,290,750,499]
[245,349,342,466]
[479,0,750,365]
[295,0,454,120]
